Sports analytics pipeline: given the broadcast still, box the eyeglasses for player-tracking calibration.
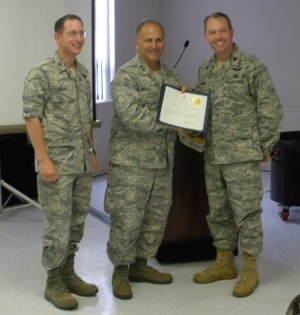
[61,30,87,38]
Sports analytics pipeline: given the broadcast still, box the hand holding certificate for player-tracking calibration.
[157,83,210,132]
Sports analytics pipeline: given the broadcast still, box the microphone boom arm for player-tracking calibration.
[173,40,190,68]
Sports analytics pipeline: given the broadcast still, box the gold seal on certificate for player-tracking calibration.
[192,97,201,105]
[157,83,210,132]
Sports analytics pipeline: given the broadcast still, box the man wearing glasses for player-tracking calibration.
[23,14,98,310]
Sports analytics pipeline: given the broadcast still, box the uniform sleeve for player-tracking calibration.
[110,70,173,135]
[194,66,202,93]
[250,61,284,155]
[194,61,210,94]
[23,67,49,119]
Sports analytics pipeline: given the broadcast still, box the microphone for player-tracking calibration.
[173,40,190,68]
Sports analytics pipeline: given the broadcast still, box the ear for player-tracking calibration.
[204,32,208,43]
[54,32,61,42]
[134,37,139,49]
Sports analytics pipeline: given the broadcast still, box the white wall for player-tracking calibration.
[113,0,300,131]
[160,0,300,131]
[114,0,161,70]
[0,0,91,130]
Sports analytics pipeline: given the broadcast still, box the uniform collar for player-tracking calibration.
[134,54,162,73]
[206,44,241,70]
[53,51,78,72]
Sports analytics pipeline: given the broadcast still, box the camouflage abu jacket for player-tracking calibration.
[109,55,180,169]
[23,51,93,175]
[195,44,283,164]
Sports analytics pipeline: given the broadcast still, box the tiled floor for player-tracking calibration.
[0,171,299,315]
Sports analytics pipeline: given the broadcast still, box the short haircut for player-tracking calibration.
[203,12,232,32]
[54,14,83,33]
[135,19,165,37]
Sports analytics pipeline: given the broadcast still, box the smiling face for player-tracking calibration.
[135,21,165,71]
[55,18,85,65]
[204,16,234,61]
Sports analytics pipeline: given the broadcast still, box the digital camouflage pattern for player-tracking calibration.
[105,165,172,265]
[38,173,92,269]
[205,161,263,255]
[23,51,93,175]
[23,51,93,269]
[195,45,283,164]
[195,44,283,256]
[109,55,180,169]
[105,55,180,265]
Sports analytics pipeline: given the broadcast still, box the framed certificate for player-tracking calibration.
[157,83,210,132]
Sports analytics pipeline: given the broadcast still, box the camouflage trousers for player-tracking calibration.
[37,172,92,270]
[204,160,263,255]
[105,164,173,266]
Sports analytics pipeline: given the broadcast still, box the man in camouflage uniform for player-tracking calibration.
[23,15,98,310]
[286,294,300,315]
[105,19,181,300]
[193,12,283,297]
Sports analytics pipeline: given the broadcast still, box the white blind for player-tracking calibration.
[93,0,115,103]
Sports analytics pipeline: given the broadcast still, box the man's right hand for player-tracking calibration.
[38,158,59,182]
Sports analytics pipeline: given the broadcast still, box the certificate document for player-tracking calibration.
[157,83,210,132]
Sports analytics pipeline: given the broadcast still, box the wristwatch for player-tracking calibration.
[89,147,97,154]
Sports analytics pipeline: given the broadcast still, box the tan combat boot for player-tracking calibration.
[112,265,133,300]
[62,254,98,296]
[45,266,78,310]
[129,258,173,284]
[232,252,259,297]
[193,248,237,283]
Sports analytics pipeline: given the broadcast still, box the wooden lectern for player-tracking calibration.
[156,137,215,263]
